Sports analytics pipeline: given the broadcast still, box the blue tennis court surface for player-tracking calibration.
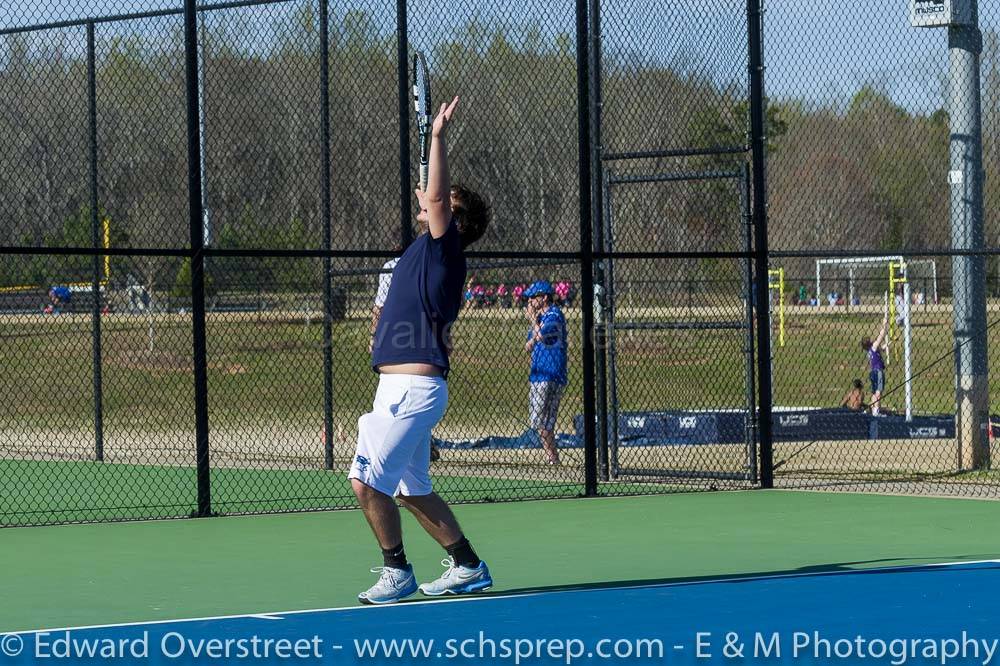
[5,561,999,665]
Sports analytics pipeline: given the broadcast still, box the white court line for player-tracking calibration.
[6,559,998,636]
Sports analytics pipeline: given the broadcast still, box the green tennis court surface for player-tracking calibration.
[3,490,999,634]
[0,459,586,524]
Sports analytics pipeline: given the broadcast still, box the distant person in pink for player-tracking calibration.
[554,281,570,305]
[496,283,510,308]
[512,283,526,307]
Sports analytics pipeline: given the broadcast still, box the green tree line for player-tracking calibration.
[3,10,1000,297]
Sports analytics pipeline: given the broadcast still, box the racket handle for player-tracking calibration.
[417,130,430,190]
[419,163,429,191]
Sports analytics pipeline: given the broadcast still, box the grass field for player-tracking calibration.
[4,302,999,432]
[3,300,1000,523]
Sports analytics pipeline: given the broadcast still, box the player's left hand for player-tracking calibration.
[432,96,459,137]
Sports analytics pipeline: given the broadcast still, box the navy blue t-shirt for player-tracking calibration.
[371,222,466,377]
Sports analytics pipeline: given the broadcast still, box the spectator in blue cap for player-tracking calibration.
[46,286,72,314]
[523,280,568,465]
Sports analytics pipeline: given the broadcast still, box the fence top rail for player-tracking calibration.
[612,321,747,331]
[328,257,581,278]
[0,0,299,37]
[602,146,747,162]
[772,249,998,258]
[607,169,743,186]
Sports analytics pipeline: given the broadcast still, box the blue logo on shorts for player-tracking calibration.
[355,455,371,472]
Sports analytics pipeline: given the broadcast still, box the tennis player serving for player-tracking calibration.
[860,311,889,416]
[349,96,493,604]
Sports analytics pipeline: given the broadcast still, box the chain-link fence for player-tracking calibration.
[2,0,999,526]
[763,0,1000,498]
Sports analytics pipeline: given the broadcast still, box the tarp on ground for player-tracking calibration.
[432,409,962,450]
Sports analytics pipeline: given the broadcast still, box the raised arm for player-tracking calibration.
[424,96,460,239]
[872,313,889,350]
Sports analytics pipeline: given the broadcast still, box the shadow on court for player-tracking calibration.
[399,557,1000,602]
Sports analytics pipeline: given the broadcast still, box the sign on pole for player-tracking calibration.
[909,0,972,28]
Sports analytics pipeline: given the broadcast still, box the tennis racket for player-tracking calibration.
[412,51,432,191]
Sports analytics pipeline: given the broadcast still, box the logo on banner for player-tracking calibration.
[779,415,809,427]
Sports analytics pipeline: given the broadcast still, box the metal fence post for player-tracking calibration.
[748,0,774,488]
[320,0,334,471]
[588,0,610,481]
[740,163,758,485]
[576,0,597,497]
[86,21,105,464]
[198,18,211,247]
[396,0,413,249]
[184,0,212,516]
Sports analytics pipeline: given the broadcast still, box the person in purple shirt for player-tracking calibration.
[348,97,493,605]
[860,312,889,415]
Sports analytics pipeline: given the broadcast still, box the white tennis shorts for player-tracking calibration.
[348,373,448,497]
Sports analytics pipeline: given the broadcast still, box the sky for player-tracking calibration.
[1,0,997,114]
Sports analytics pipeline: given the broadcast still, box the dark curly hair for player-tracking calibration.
[450,184,491,249]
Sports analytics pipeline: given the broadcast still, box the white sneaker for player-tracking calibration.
[419,558,493,596]
[358,565,418,605]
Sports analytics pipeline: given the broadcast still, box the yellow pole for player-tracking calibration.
[102,217,111,282]
[779,267,785,347]
[768,268,785,347]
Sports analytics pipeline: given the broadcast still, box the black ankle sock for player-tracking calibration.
[445,536,481,568]
[382,543,408,569]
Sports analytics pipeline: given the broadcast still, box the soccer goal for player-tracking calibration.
[815,256,937,308]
